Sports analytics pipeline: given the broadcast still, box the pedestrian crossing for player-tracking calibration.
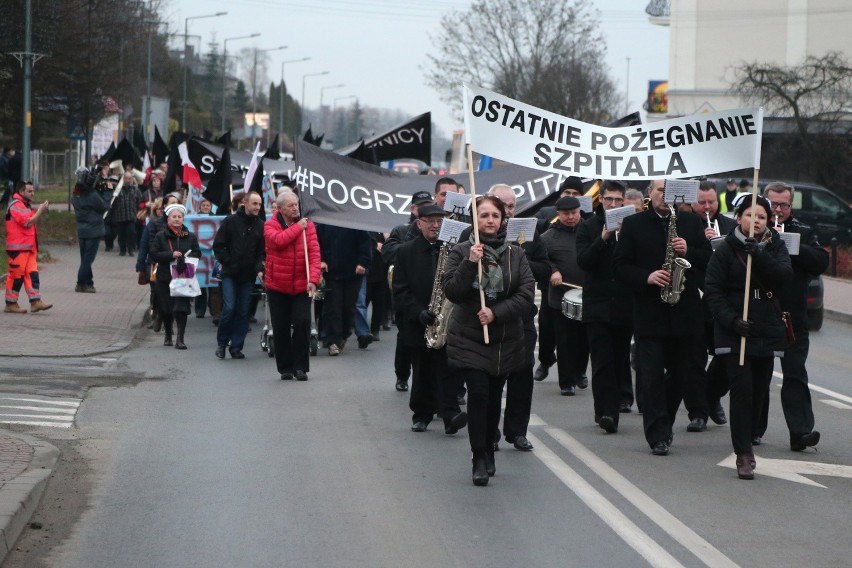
[0,393,81,428]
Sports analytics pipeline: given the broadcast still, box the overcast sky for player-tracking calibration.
[167,0,669,139]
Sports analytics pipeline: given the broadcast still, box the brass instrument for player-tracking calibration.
[660,204,691,305]
[425,240,455,349]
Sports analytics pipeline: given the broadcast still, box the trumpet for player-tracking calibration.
[706,212,720,237]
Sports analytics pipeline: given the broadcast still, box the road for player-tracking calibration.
[3,315,852,567]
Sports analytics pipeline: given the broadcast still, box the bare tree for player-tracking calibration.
[425,0,622,124]
[729,52,852,195]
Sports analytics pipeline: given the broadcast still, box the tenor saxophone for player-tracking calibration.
[425,241,455,349]
[660,204,691,305]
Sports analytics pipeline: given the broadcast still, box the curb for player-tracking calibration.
[0,433,60,564]
[824,309,852,326]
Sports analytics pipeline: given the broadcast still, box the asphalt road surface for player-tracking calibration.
[4,315,852,567]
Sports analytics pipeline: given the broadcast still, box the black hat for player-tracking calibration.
[739,178,751,188]
[411,191,432,205]
[558,176,584,194]
[733,193,772,218]
[417,203,447,217]
[556,196,581,210]
[727,178,736,184]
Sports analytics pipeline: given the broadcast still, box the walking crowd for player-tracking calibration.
[4,160,828,486]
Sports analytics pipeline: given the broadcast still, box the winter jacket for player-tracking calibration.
[4,192,37,252]
[381,217,419,266]
[212,207,265,283]
[576,210,632,326]
[705,228,793,357]
[72,187,110,239]
[392,233,443,347]
[442,238,535,376]
[149,225,202,284]
[136,215,168,273]
[315,224,372,281]
[109,183,143,223]
[539,221,584,311]
[775,215,829,330]
[264,212,321,295]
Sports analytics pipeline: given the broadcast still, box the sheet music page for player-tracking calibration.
[664,179,699,205]
[438,218,470,243]
[604,205,638,230]
[506,217,538,243]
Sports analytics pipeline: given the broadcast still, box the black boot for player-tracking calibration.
[472,450,489,486]
[163,316,174,346]
[174,313,187,350]
[485,448,496,477]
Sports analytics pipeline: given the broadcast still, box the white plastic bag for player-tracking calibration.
[168,257,201,297]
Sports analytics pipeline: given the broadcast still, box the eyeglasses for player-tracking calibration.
[418,217,443,225]
[602,197,624,204]
[770,202,791,210]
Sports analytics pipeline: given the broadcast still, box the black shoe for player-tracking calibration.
[280,373,294,380]
[709,401,728,425]
[619,403,632,413]
[576,375,589,389]
[472,454,489,486]
[444,412,468,435]
[212,319,219,326]
[560,386,575,396]
[395,380,408,392]
[652,441,669,456]
[248,317,257,324]
[457,394,466,406]
[294,370,308,381]
[599,416,618,434]
[751,436,762,446]
[382,324,391,331]
[215,346,226,359]
[230,349,246,359]
[687,417,707,432]
[534,364,550,381]
[196,313,205,319]
[511,436,534,451]
[791,431,820,452]
[484,451,496,476]
[357,334,373,349]
[411,421,427,432]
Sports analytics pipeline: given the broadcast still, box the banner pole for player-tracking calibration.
[466,143,489,345]
[738,169,761,366]
[303,231,312,298]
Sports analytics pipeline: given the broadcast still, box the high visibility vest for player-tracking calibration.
[719,190,743,214]
[5,193,37,252]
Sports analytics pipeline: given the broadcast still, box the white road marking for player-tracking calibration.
[0,396,80,407]
[772,371,852,405]
[0,413,73,421]
[525,432,686,568]
[0,420,72,428]
[717,453,852,488]
[543,427,739,568]
[0,405,76,414]
[0,395,82,428]
[820,399,852,410]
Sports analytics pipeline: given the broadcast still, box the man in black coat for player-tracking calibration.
[759,182,829,451]
[489,184,551,451]
[382,190,433,391]
[613,179,712,455]
[392,203,466,433]
[212,191,266,359]
[576,181,635,433]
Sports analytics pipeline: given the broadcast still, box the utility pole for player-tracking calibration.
[279,57,310,141]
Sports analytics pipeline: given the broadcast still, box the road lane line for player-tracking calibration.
[0,397,80,407]
[772,372,852,405]
[0,420,72,428]
[0,405,77,414]
[542,427,739,568]
[820,399,852,410]
[0,413,73,421]
[524,432,686,568]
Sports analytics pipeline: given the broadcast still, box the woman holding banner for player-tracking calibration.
[705,194,792,480]
[442,195,535,486]
[264,189,321,381]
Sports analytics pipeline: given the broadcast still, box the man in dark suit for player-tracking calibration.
[576,180,635,433]
[393,202,466,434]
[759,182,828,451]
[613,179,712,455]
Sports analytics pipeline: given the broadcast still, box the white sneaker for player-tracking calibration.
[328,344,340,356]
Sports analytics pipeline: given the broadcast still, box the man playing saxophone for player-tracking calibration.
[613,179,712,456]
[392,202,467,435]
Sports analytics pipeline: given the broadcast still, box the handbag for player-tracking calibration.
[168,256,201,297]
[137,270,149,286]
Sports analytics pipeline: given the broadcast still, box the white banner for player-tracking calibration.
[462,84,763,180]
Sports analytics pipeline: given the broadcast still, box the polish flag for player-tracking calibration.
[243,142,262,191]
[178,141,203,188]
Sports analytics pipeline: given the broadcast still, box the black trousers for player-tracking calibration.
[587,322,633,425]
[463,369,507,452]
[268,290,311,374]
[501,317,536,442]
[409,345,459,426]
[537,294,557,368]
[393,311,412,382]
[634,335,701,447]
[367,280,389,335]
[756,329,813,442]
[550,306,589,388]
[321,277,361,346]
[113,220,136,254]
[724,354,774,454]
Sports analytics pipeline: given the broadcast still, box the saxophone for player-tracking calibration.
[660,204,691,305]
[425,240,455,349]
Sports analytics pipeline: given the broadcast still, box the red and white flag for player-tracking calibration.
[178,141,203,189]
[243,142,262,191]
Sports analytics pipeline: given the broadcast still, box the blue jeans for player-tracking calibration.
[217,277,254,351]
[77,238,100,287]
[354,276,370,337]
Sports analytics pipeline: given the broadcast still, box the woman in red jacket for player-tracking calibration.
[264,189,321,380]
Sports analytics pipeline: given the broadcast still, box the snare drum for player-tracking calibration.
[561,289,583,320]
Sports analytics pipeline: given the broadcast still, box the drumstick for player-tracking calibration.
[559,282,583,289]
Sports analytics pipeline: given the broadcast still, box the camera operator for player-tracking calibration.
[72,166,111,293]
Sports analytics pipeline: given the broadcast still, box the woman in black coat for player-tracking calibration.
[442,195,535,486]
[149,203,202,350]
[705,194,793,480]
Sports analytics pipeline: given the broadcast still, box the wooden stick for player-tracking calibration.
[466,143,489,344]
[739,169,761,366]
[303,229,313,298]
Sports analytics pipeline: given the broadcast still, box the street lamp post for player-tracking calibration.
[182,11,226,132]
[300,71,329,136]
[221,33,260,134]
[279,57,310,138]
[319,84,344,134]
[250,45,286,147]
[332,95,356,112]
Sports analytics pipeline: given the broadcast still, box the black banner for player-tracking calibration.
[337,112,431,164]
[294,139,571,232]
